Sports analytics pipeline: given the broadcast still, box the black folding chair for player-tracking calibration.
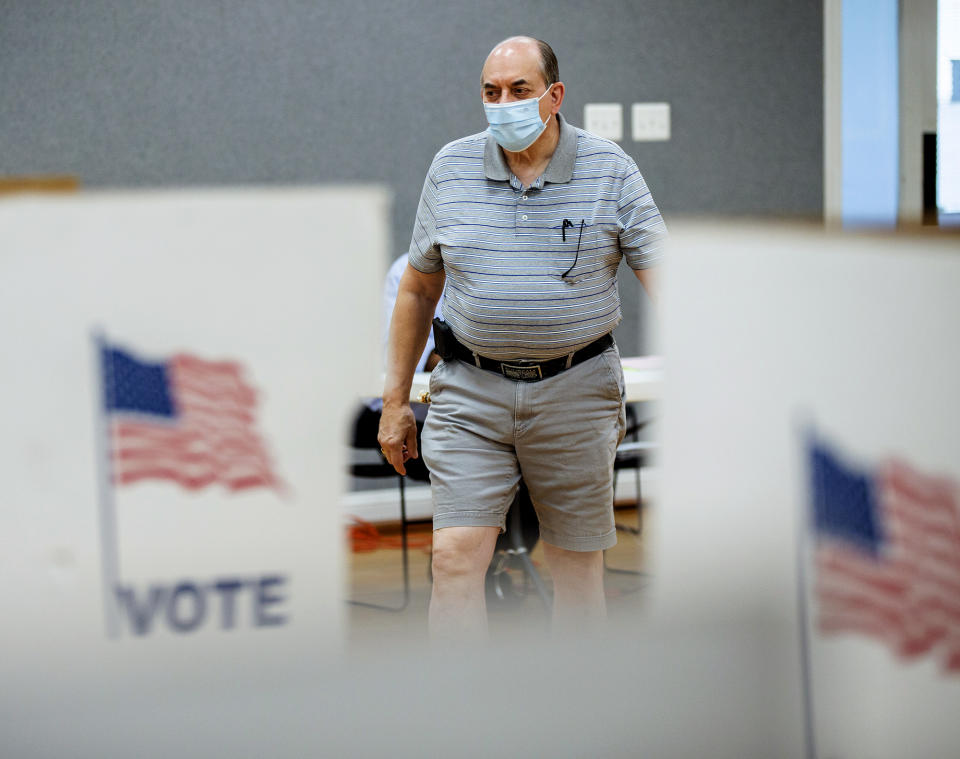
[486,482,552,611]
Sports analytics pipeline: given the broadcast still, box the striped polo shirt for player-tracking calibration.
[408,113,666,361]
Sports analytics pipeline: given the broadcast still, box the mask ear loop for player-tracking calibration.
[561,220,585,279]
[540,84,555,130]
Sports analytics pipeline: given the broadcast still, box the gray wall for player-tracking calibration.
[1,0,823,354]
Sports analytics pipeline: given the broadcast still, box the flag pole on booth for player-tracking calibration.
[92,330,121,638]
[796,425,818,759]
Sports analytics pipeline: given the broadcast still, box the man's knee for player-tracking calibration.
[542,544,603,583]
[431,526,498,584]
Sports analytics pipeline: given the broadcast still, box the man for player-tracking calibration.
[379,36,665,640]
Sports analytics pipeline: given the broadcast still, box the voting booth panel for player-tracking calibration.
[654,224,960,758]
[0,189,385,714]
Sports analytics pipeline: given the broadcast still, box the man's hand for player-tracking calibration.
[378,402,419,475]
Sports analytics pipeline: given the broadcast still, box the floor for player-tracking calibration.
[346,501,651,646]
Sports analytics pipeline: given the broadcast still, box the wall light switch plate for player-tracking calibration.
[631,102,671,141]
[584,103,623,141]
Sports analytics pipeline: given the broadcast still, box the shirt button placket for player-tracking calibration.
[518,191,529,231]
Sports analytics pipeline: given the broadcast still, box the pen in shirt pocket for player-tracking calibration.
[561,218,585,279]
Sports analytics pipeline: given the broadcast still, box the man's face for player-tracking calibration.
[481,42,553,124]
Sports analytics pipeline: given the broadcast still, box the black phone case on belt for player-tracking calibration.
[432,317,456,361]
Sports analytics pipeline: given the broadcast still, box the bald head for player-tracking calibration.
[483,36,559,88]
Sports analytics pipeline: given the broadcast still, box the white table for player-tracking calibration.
[408,355,663,403]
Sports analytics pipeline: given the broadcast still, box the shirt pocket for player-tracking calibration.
[560,221,621,280]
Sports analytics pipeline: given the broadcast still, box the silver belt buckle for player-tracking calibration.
[500,362,543,381]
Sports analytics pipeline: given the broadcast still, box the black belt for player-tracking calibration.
[450,333,614,382]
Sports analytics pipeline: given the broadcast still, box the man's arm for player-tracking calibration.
[632,266,657,304]
[378,263,445,475]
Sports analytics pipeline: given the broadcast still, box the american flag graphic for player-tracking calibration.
[101,343,282,492]
[810,439,960,673]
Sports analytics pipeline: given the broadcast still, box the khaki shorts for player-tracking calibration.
[420,345,626,552]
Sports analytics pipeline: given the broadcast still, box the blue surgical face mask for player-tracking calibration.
[483,84,554,152]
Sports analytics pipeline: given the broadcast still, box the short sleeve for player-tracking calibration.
[407,160,443,274]
[617,158,667,270]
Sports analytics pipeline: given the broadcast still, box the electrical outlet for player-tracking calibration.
[631,102,671,141]
[584,103,623,141]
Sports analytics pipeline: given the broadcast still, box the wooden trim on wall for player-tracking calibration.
[0,175,80,196]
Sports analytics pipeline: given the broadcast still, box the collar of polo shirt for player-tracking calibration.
[483,113,577,185]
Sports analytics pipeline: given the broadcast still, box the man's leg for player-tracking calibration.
[429,525,500,642]
[541,542,606,636]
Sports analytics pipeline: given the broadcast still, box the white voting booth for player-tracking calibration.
[651,224,960,758]
[0,189,385,752]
